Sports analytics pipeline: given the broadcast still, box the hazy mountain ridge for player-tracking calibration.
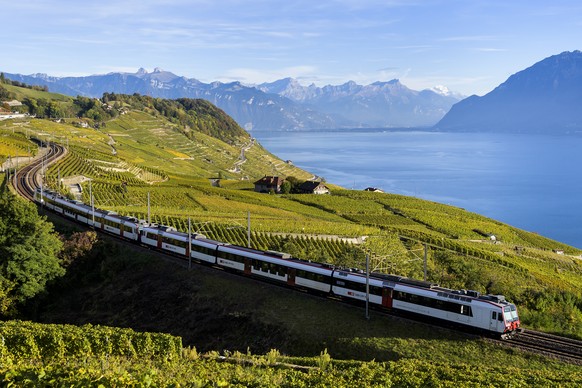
[3,69,461,130]
[434,50,582,133]
[258,78,462,128]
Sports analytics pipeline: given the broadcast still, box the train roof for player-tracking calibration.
[142,224,208,240]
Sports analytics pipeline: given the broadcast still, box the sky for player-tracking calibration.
[2,0,581,96]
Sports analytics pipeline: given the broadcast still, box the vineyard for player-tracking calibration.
[0,131,36,160]
[0,320,182,362]
[2,95,582,346]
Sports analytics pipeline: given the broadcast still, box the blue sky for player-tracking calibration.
[2,0,580,96]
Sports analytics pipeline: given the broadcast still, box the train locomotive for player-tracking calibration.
[35,188,521,339]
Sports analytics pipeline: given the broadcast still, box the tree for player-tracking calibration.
[284,176,302,193]
[0,84,14,100]
[280,181,291,194]
[0,179,64,316]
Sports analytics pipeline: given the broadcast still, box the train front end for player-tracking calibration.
[501,304,521,339]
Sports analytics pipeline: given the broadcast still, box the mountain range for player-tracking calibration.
[434,50,582,134]
[2,69,461,131]
[6,50,582,133]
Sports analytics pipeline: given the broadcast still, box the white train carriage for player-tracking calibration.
[102,213,141,240]
[35,189,66,214]
[287,260,333,293]
[332,270,393,308]
[38,190,94,224]
[140,225,187,255]
[215,244,268,273]
[391,282,520,336]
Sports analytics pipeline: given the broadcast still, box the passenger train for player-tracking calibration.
[35,188,521,338]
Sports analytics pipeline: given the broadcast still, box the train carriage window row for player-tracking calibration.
[394,291,473,317]
[252,260,287,276]
[162,236,187,249]
[334,279,383,296]
[217,250,246,264]
[191,245,216,257]
[296,269,330,284]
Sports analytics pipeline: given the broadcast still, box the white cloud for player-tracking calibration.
[218,66,318,84]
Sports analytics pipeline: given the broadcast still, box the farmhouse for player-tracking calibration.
[298,181,330,195]
[254,176,285,193]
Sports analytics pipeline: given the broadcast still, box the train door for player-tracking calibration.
[136,225,143,244]
[244,258,252,275]
[287,268,296,286]
[381,287,393,308]
[489,310,502,332]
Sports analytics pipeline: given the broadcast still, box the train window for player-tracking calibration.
[460,305,472,316]
[192,245,214,256]
[492,312,497,320]
[498,313,504,322]
[220,252,244,263]
[370,286,383,296]
[274,265,285,276]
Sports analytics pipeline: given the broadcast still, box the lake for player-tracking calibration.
[252,130,582,249]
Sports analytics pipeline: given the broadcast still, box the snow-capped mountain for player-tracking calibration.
[258,78,463,128]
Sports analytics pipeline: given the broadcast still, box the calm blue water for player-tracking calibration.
[252,130,582,249]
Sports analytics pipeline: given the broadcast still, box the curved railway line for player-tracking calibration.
[11,140,582,365]
[12,141,67,201]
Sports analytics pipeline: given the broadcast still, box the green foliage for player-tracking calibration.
[0,178,64,316]
[59,231,98,267]
[0,84,15,100]
[0,320,182,362]
[21,97,68,118]
[0,327,580,387]
[102,93,248,144]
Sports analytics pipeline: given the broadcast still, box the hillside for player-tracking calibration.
[2,84,582,382]
[2,104,582,335]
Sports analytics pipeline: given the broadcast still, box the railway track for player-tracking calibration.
[12,141,67,201]
[496,329,582,364]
